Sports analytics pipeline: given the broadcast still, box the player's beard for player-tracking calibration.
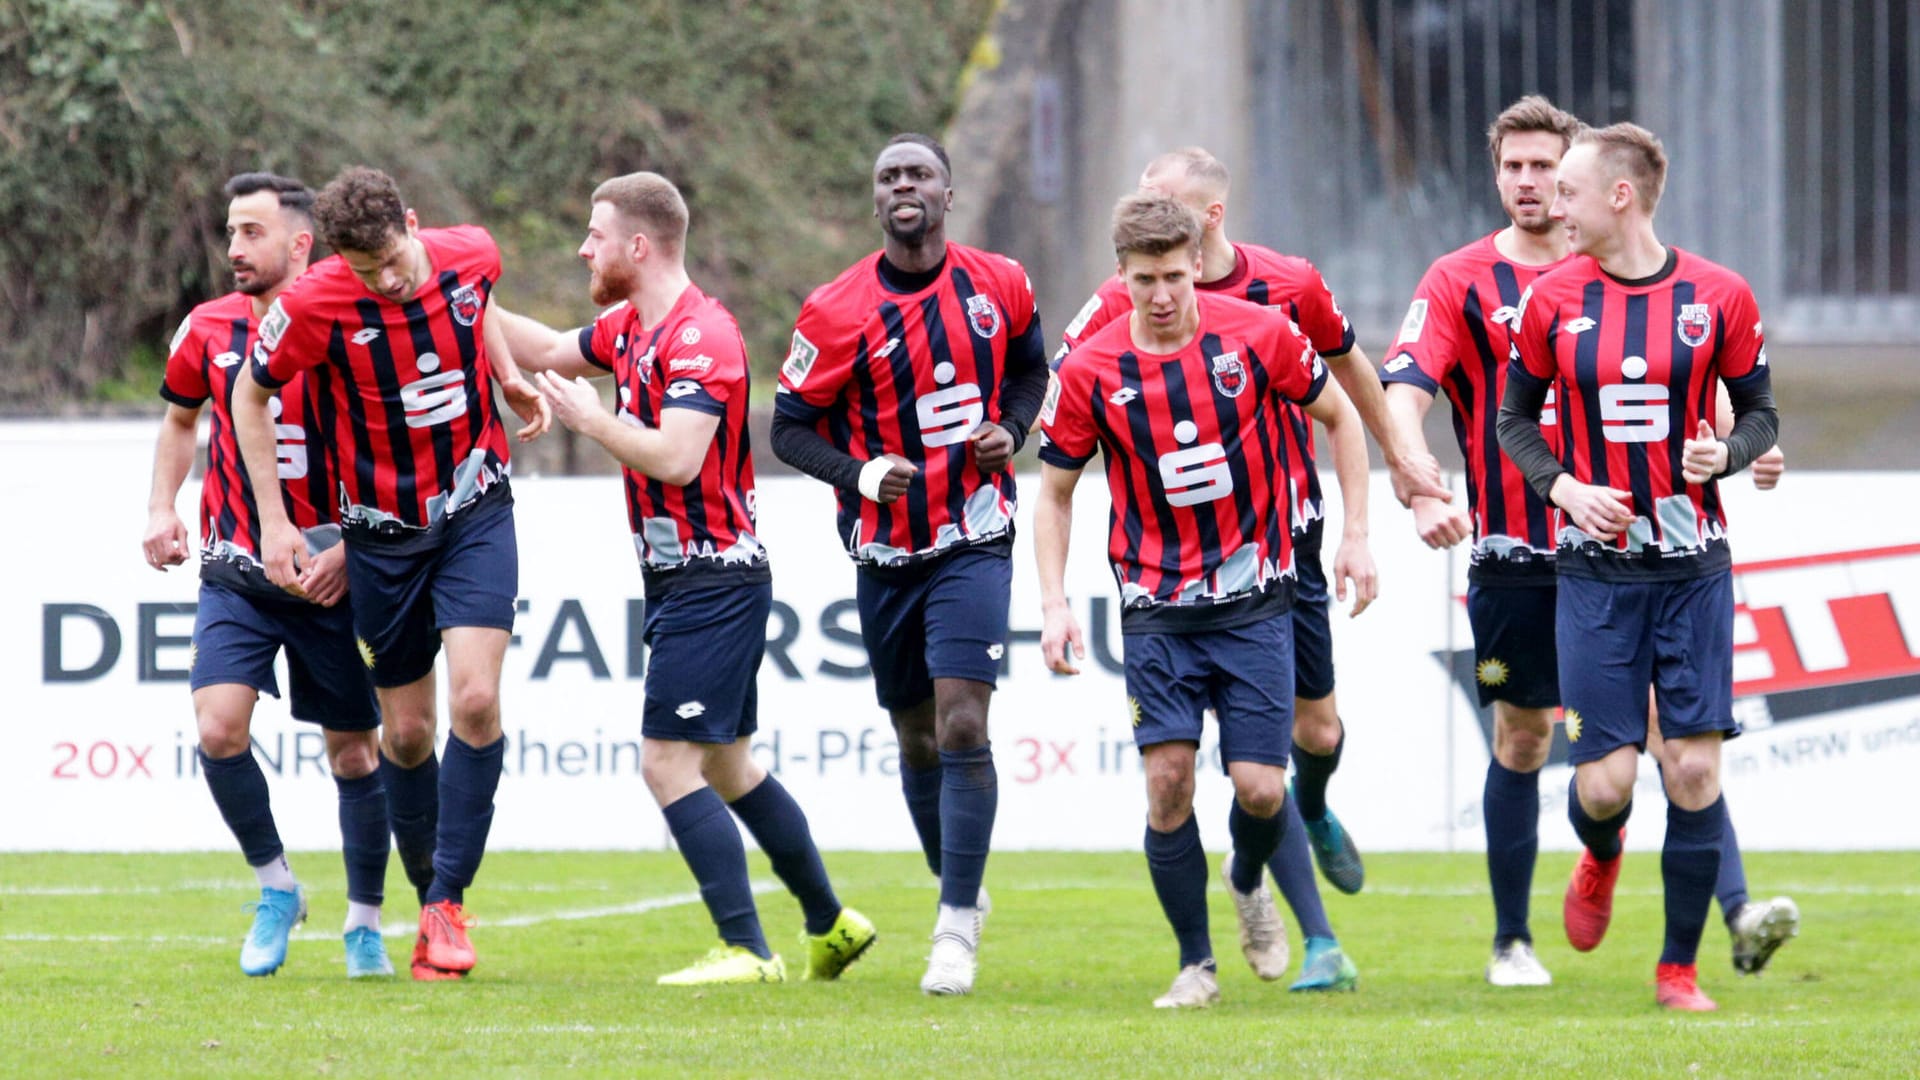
[589,259,638,307]
[882,204,938,249]
[233,255,288,297]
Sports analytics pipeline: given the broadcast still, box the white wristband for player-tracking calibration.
[857,456,895,502]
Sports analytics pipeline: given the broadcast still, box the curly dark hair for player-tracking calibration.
[313,166,408,253]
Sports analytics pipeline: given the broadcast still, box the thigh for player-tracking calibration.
[1205,615,1296,773]
[1466,581,1562,709]
[922,545,1012,690]
[280,599,380,731]
[431,500,520,633]
[1124,632,1211,752]
[1556,576,1654,765]
[642,582,770,744]
[190,584,284,699]
[344,540,440,688]
[856,567,931,710]
[1652,572,1738,743]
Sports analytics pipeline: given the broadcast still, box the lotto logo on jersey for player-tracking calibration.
[449,284,482,327]
[1158,420,1232,507]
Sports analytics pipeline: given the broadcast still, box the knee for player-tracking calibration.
[448,679,499,727]
[1235,775,1286,819]
[1661,746,1721,802]
[1291,702,1340,755]
[380,713,436,766]
[935,701,989,751]
[640,747,695,802]
[194,711,251,760]
[890,712,939,769]
[1494,713,1553,772]
[327,732,380,780]
[1143,759,1195,825]
[1574,771,1633,818]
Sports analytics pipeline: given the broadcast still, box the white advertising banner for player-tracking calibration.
[3,421,1917,853]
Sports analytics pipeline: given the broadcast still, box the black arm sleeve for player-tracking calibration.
[1718,371,1779,477]
[770,400,864,494]
[995,313,1049,452]
[1496,362,1568,504]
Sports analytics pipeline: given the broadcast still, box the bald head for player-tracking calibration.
[1141,147,1231,206]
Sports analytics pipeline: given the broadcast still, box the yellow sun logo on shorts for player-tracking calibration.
[1476,658,1510,687]
[1563,709,1583,742]
[356,637,376,670]
[1127,696,1142,728]
[187,642,198,672]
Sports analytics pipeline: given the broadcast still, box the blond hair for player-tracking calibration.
[1574,122,1667,213]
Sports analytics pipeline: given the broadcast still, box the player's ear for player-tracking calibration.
[289,228,314,264]
[403,208,419,235]
[631,232,650,264]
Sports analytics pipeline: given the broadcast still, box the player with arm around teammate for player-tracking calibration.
[232,166,550,980]
[769,133,1051,996]
[1035,192,1368,1009]
[1496,123,1779,1011]
[494,171,876,985]
[143,172,391,978]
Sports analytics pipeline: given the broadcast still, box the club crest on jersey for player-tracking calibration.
[966,294,1001,339]
[449,284,482,327]
[1677,303,1712,348]
[1210,352,1247,398]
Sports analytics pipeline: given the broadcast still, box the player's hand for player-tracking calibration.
[1388,447,1451,507]
[969,421,1016,475]
[295,542,348,608]
[1681,419,1730,484]
[503,373,554,442]
[1752,444,1785,490]
[261,519,305,589]
[1411,494,1471,550]
[1332,533,1379,617]
[875,454,917,503]
[142,509,190,570]
[534,371,605,436]
[1040,599,1085,675]
[1550,475,1635,542]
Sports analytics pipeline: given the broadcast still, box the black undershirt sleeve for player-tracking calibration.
[1718,371,1779,477]
[1496,363,1568,504]
[995,313,1049,452]
[770,399,864,494]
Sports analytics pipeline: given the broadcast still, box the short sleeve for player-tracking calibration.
[1260,312,1329,407]
[1717,284,1766,382]
[1512,283,1558,380]
[1058,280,1128,362]
[777,295,855,410]
[250,291,325,390]
[1291,264,1358,358]
[579,303,627,373]
[159,316,210,407]
[658,313,746,417]
[1036,362,1098,469]
[1381,265,1463,395]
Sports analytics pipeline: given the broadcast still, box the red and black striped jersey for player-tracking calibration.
[1383,232,1575,578]
[162,291,337,597]
[1511,247,1770,581]
[578,284,766,586]
[1059,243,1355,536]
[250,226,511,536]
[1039,292,1330,632]
[776,244,1041,566]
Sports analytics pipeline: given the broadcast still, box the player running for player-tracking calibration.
[233,166,551,980]
[1036,192,1369,1009]
[1386,98,1795,987]
[770,133,1050,995]
[495,171,875,985]
[1496,123,1779,1011]
[144,172,389,978]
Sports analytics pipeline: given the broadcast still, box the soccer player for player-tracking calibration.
[1058,148,1407,990]
[770,133,1050,995]
[1496,123,1779,1011]
[1036,192,1369,1009]
[143,172,390,979]
[233,166,551,980]
[1387,97,1795,987]
[493,172,875,985]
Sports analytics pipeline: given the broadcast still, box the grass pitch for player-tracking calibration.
[2,849,1915,1078]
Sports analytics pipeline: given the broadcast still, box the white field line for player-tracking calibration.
[0,882,775,945]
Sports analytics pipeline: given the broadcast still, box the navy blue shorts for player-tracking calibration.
[1557,571,1738,765]
[855,543,1010,710]
[344,492,519,689]
[1125,613,1296,772]
[1466,581,1561,709]
[642,580,769,744]
[190,582,379,731]
[1291,524,1335,701]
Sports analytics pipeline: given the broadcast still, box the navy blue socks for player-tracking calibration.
[663,786,768,958]
[1715,802,1751,922]
[1266,795,1334,940]
[379,751,439,904]
[1227,800,1283,893]
[200,747,283,868]
[730,774,840,936]
[333,770,390,907]
[424,733,503,907]
[1290,728,1342,822]
[1145,814,1213,969]
[1484,759,1541,944]
[937,746,996,909]
[1568,778,1630,861]
[1661,796,1727,965]
[900,761,944,876]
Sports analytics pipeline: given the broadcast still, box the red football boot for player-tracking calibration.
[1655,962,1718,1011]
[1563,831,1624,952]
